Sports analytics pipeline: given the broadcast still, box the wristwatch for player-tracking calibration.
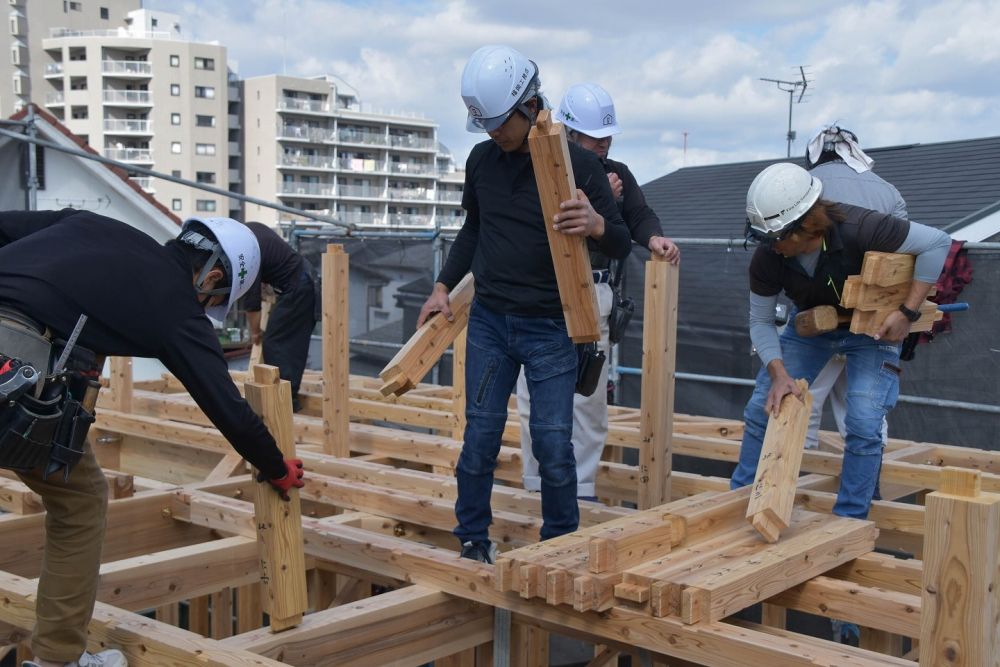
[898,304,921,323]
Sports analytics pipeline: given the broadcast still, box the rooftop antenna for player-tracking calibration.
[760,66,811,157]
[281,0,287,75]
[682,131,688,166]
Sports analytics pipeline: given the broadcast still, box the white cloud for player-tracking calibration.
[148,0,1000,184]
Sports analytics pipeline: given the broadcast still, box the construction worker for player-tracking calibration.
[802,125,907,452]
[730,163,949,519]
[243,222,318,412]
[418,46,630,562]
[517,82,679,500]
[0,210,305,667]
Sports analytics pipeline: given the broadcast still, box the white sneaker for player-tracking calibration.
[23,649,128,667]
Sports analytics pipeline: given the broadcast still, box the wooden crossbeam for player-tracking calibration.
[527,109,600,342]
[379,273,474,397]
[322,244,350,456]
[860,252,914,287]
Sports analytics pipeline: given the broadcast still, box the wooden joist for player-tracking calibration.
[379,273,474,397]
[526,109,600,343]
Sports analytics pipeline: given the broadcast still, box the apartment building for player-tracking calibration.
[27,8,231,220]
[242,74,464,231]
[4,0,140,117]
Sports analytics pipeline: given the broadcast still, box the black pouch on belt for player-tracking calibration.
[44,397,95,480]
[608,291,634,345]
[0,391,63,472]
[575,342,606,397]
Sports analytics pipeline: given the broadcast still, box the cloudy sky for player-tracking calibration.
[147,0,1000,184]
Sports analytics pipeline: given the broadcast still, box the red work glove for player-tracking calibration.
[262,458,304,501]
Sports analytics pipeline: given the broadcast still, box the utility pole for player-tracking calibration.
[760,66,810,157]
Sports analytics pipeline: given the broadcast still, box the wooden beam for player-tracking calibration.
[321,244,350,456]
[107,356,133,413]
[452,329,467,442]
[244,365,308,632]
[746,379,812,542]
[638,255,679,508]
[860,251,914,287]
[526,109,600,342]
[378,273,474,397]
[920,467,1000,667]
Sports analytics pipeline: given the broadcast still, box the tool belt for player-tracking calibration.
[0,311,98,479]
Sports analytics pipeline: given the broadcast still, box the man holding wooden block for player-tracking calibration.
[730,163,950,519]
[417,45,629,562]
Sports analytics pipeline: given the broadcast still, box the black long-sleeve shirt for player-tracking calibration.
[437,140,630,317]
[605,158,663,249]
[0,209,286,479]
[243,222,305,312]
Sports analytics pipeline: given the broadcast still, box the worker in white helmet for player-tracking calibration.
[0,209,304,667]
[516,82,679,501]
[730,163,950,519]
[418,46,631,563]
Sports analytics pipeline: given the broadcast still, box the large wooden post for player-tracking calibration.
[527,109,600,343]
[321,244,350,457]
[245,364,308,632]
[451,328,467,442]
[107,356,132,413]
[638,255,679,508]
[248,289,274,368]
[920,467,1000,666]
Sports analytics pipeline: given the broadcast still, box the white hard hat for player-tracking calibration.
[745,163,823,241]
[180,217,261,321]
[557,83,621,139]
[461,45,538,133]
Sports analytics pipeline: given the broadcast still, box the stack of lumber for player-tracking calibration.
[494,487,877,624]
[841,252,942,336]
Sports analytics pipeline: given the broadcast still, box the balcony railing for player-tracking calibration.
[279,125,336,143]
[103,147,153,162]
[45,92,65,105]
[45,63,63,76]
[338,157,382,173]
[103,118,152,133]
[102,89,152,105]
[278,97,330,113]
[131,176,154,191]
[338,184,382,198]
[279,154,337,169]
[436,190,463,203]
[49,27,175,39]
[387,162,435,175]
[338,211,385,226]
[387,188,431,201]
[385,213,433,228]
[338,130,388,146]
[389,134,436,150]
[278,182,335,197]
[101,60,152,76]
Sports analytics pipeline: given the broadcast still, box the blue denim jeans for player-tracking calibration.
[455,300,579,543]
[731,324,901,519]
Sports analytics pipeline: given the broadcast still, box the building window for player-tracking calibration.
[194,85,215,99]
[195,143,216,155]
[193,57,214,71]
[171,198,182,211]
[170,142,181,154]
[170,83,180,96]
[169,54,179,67]
[171,170,181,178]
[100,7,109,19]
[170,112,181,125]
[195,171,215,184]
[195,199,216,212]
[69,2,82,10]
[71,106,88,119]
[368,285,383,309]
[195,114,215,127]
[151,17,158,27]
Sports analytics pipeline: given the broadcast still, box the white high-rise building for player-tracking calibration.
[242,74,464,231]
[30,8,232,221]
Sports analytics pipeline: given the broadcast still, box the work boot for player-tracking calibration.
[23,649,127,667]
[459,540,497,564]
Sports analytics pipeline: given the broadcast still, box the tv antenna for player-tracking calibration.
[760,66,811,157]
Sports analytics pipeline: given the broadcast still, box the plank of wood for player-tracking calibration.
[452,329,467,441]
[244,364,308,632]
[794,306,846,337]
[107,356,133,413]
[379,273,474,397]
[638,255,679,508]
[321,244,350,456]
[588,515,677,573]
[920,467,1000,667]
[681,513,878,624]
[746,378,813,542]
[526,109,600,342]
[850,299,942,337]
[860,251,914,287]
[248,289,274,368]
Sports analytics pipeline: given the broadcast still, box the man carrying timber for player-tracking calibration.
[0,210,305,667]
[417,45,630,563]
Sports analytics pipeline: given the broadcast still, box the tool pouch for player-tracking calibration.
[608,292,634,345]
[0,391,63,472]
[575,342,606,397]
[44,397,95,480]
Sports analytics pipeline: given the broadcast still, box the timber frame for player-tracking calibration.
[0,246,997,667]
